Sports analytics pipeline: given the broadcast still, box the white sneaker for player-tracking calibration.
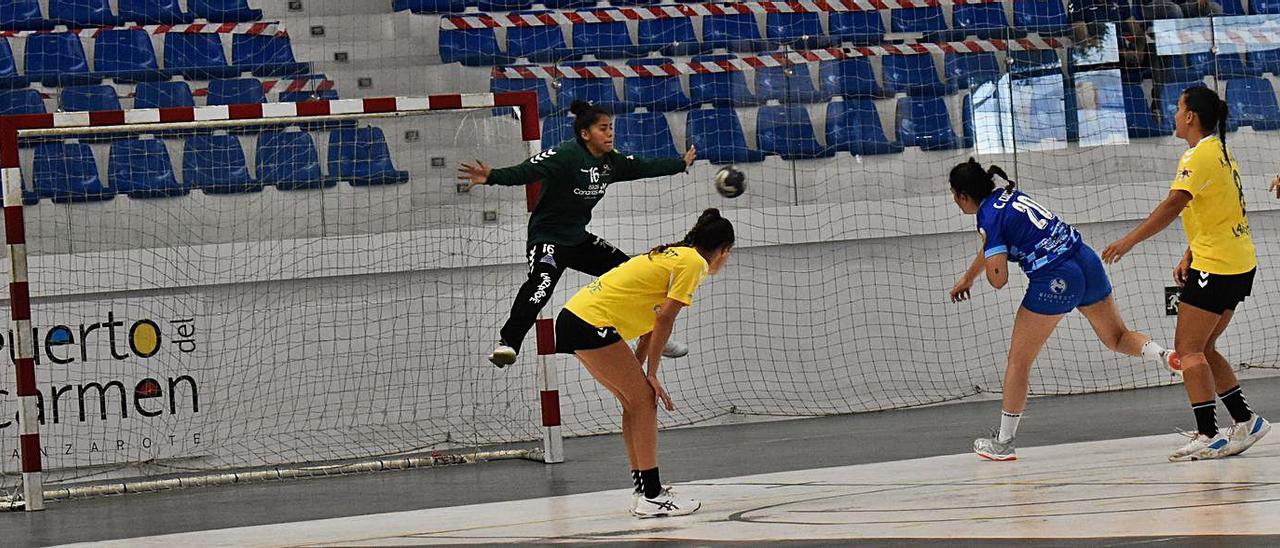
[1160,350,1182,378]
[488,344,517,368]
[661,340,689,359]
[974,436,1017,461]
[631,487,700,518]
[1226,415,1271,456]
[1169,432,1231,462]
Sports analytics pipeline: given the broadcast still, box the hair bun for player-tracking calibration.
[699,208,722,223]
[568,100,592,117]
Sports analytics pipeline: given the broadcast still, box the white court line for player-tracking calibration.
[60,433,1280,546]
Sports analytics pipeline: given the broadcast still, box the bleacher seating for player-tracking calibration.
[0,38,29,89]
[183,134,263,194]
[25,32,100,86]
[1122,84,1169,138]
[134,80,196,109]
[756,105,834,159]
[491,74,556,117]
[93,29,166,83]
[945,53,1001,91]
[556,62,627,112]
[637,17,706,56]
[882,54,946,96]
[825,100,903,156]
[765,13,833,50]
[624,58,692,112]
[440,28,512,67]
[685,108,765,164]
[819,58,882,98]
[891,7,947,34]
[207,78,267,106]
[690,54,758,107]
[394,0,467,14]
[701,13,773,53]
[506,11,572,63]
[33,143,112,203]
[952,4,1011,39]
[1013,0,1069,35]
[613,112,679,158]
[755,64,828,104]
[328,126,411,185]
[118,0,193,24]
[279,90,340,103]
[256,131,330,190]
[828,12,885,45]
[571,20,642,60]
[164,33,241,80]
[109,139,187,198]
[1253,0,1280,14]
[1226,78,1280,131]
[60,85,121,112]
[1,0,51,31]
[1214,53,1260,80]
[0,89,46,114]
[232,35,309,77]
[477,0,535,10]
[541,113,574,146]
[896,96,959,150]
[188,0,262,23]
[50,0,121,27]
[1248,49,1280,75]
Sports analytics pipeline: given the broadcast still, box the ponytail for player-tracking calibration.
[987,164,1017,193]
[949,158,1016,202]
[1181,86,1232,165]
[1216,97,1230,165]
[650,208,735,257]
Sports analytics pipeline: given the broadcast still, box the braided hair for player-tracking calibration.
[1181,86,1231,165]
[649,208,735,257]
[948,157,1017,203]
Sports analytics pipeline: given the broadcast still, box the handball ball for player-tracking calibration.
[714,166,745,198]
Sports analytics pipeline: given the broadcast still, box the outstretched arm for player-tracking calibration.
[1102,190,1191,263]
[612,146,696,183]
[457,147,567,189]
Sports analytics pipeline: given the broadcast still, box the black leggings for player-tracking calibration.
[500,234,629,352]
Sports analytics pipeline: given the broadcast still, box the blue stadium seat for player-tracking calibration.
[757,105,833,159]
[701,13,773,53]
[24,32,99,86]
[134,80,194,108]
[1159,80,1206,132]
[1069,0,1129,23]
[637,17,706,56]
[33,143,112,203]
[440,29,512,67]
[1,0,51,31]
[491,75,554,118]
[828,12,884,45]
[393,0,467,13]
[571,20,642,59]
[684,108,765,164]
[60,85,121,112]
[825,100,903,156]
[476,0,534,10]
[891,7,947,34]
[765,13,832,49]
[1226,78,1280,131]
[188,0,262,22]
[1249,48,1280,75]
[1252,0,1280,13]
[0,38,28,89]
[207,78,265,106]
[944,53,1000,91]
[689,54,758,107]
[961,93,975,149]
[164,33,240,79]
[1122,83,1169,138]
[93,30,165,82]
[278,89,338,102]
[0,89,46,115]
[819,58,881,98]
[109,139,186,198]
[50,0,121,26]
[507,12,572,63]
[614,112,679,159]
[624,58,691,112]
[256,131,329,190]
[1219,0,1246,15]
[119,0,193,24]
[611,0,658,5]
[882,54,946,96]
[1008,50,1061,78]
[541,0,594,8]
[183,134,262,194]
[755,64,829,104]
[952,4,1010,39]
[1014,0,1069,35]
[541,113,574,146]
[1157,52,1212,83]
[232,35,308,77]
[556,62,626,112]
[896,96,958,150]
[328,126,410,186]
[1213,53,1259,79]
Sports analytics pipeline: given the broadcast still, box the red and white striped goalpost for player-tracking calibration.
[0,90,564,510]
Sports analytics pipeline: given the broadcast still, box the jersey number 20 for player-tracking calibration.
[1010,195,1056,230]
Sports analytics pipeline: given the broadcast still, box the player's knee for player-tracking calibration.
[1179,352,1209,371]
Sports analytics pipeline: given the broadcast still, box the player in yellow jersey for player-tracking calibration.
[556,208,734,518]
[1103,86,1270,461]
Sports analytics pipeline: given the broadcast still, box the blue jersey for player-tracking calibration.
[976,189,1081,277]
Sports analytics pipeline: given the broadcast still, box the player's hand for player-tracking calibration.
[1101,238,1134,264]
[457,160,491,188]
[682,145,697,167]
[950,277,974,303]
[1173,254,1191,287]
[1270,174,1280,199]
[647,374,674,411]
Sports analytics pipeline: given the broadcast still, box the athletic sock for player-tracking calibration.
[1218,385,1254,424]
[1192,400,1219,438]
[631,470,642,494]
[1141,340,1166,361]
[640,467,662,499]
[998,410,1021,443]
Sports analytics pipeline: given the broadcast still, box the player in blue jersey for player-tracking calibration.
[948,158,1176,461]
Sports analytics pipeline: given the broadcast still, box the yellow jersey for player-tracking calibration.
[563,246,709,340]
[1170,135,1256,275]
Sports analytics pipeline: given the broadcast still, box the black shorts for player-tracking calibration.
[1179,267,1255,315]
[555,308,622,354]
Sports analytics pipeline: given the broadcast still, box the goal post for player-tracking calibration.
[0,91,567,511]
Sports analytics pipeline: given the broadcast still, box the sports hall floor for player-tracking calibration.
[7,374,1280,547]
